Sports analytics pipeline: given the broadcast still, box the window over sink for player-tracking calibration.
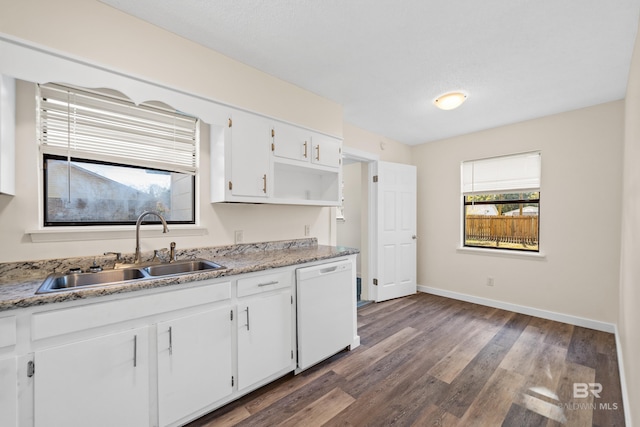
[38,83,198,226]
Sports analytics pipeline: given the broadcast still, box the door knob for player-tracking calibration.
[412,235,417,240]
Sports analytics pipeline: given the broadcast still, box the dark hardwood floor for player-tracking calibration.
[187,293,625,426]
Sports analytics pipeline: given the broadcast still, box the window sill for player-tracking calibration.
[27,226,208,243]
[456,246,546,260]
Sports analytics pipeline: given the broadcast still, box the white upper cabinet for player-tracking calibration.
[212,111,343,206]
[211,110,272,203]
[0,75,15,196]
[271,122,341,169]
[272,123,312,163]
[311,133,342,168]
[228,110,271,198]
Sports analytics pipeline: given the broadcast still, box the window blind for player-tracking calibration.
[38,83,198,174]
[462,151,541,194]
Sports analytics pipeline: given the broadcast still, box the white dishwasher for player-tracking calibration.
[296,259,353,372]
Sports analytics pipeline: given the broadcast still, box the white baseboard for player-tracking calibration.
[614,325,632,427]
[417,285,616,333]
[417,285,630,424]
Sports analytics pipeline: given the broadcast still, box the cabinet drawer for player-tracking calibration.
[0,316,16,349]
[237,271,292,297]
[32,281,231,340]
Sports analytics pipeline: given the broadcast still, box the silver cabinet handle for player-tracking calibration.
[315,144,320,161]
[303,141,308,158]
[168,326,173,355]
[133,335,137,368]
[262,174,267,193]
[245,307,250,331]
[258,281,279,287]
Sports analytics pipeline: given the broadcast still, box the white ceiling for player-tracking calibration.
[100,0,640,145]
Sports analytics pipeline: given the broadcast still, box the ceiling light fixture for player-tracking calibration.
[434,91,468,110]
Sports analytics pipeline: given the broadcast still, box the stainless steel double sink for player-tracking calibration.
[36,259,225,294]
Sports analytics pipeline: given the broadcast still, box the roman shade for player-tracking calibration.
[462,151,541,195]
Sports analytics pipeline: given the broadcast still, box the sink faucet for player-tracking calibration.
[134,211,169,264]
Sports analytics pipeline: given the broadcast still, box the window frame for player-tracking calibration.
[463,192,540,252]
[37,83,199,228]
[42,154,196,227]
[461,152,541,253]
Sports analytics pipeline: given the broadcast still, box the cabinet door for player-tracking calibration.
[272,123,311,163]
[0,75,16,196]
[34,327,149,427]
[229,110,270,197]
[157,306,233,427]
[311,134,342,168]
[0,356,16,427]
[237,288,293,390]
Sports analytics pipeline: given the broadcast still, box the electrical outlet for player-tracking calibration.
[304,225,310,236]
[234,230,244,244]
[486,277,494,287]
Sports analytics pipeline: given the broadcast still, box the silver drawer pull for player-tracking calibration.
[168,326,173,356]
[258,281,279,287]
[133,335,137,368]
[245,307,250,331]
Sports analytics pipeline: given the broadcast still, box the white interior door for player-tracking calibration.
[374,161,417,302]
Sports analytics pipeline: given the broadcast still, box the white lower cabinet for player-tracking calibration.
[237,288,293,390]
[157,306,233,427]
[33,326,149,427]
[0,356,17,427]
[15,260,354,427]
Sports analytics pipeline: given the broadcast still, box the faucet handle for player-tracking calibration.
[170,242,177,262]
[104,252,122,263]
[153,248,169,263]
[89,260,103,273]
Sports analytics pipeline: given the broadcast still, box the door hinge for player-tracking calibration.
[373,278,378,286]
[230,309,233,321]
[291,350,294,359]
[291,295,293,304]
[373,175,378,183]
[271,128,275,138]
[271,142,275,151]
[228,181,233,190]
[228,118,232,127]
[27,360,35,378]
[231,376,234,387]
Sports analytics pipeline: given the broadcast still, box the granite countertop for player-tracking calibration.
[0,238,358,312]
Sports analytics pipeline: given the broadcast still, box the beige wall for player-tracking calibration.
[0,0,342,136]
[0,0,343,263]
[619,16,640,426]
[343,122,412,163]
[0,81,334,262]
[412,101,623,324]
[336,162,363,275]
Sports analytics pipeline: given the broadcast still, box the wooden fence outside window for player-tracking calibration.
[465,215,539,246]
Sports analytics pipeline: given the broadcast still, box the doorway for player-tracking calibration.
[337,147,378,306]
